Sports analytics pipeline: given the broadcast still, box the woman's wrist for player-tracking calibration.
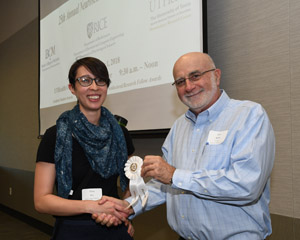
[84,200,96,214]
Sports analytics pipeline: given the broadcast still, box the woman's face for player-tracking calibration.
[68,65,107,116]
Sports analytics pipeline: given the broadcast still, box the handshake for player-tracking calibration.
[91,196,135,236]
[90,155,176,236]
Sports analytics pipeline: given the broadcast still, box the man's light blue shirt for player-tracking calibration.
[130,90,275,240]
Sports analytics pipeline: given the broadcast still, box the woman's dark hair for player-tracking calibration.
[68,57,111,87]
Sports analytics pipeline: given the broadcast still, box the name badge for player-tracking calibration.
[207,130,228,145]
[82,188,102,200]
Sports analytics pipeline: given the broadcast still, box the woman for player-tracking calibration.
[34,57,134,239]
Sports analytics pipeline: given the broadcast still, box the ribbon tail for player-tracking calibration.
[126,179,139,209]
[141,191,149,208]
[126,196,139,209]
[136,177,149,208]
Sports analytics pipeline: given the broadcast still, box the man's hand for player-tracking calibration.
[125,219,135,237]
[141,155,175,184]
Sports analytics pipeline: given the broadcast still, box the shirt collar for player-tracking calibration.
[185,90,230,124]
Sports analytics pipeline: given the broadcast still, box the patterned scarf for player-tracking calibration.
[54,104,128,198]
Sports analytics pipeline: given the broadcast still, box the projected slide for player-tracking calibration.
[40,0,204,133]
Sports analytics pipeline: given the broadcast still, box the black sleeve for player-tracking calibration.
[36,125,57,164]
[120,125,135,156]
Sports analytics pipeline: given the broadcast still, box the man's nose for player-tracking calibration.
[185,79,195,91]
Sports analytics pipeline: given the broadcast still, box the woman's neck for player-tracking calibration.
[80,107,101,126]
[87,113,101,126]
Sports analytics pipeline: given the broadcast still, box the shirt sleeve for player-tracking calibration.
[36,125,57,164]
[167,107,275,206]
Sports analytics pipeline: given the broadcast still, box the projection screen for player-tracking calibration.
[39,0,205,135]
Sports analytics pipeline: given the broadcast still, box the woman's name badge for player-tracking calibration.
[82,188,102,200]
[124,156,148,208]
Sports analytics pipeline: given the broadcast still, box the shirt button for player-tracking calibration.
[204,189,208,193]
[181,215,184,219]
[187,237,192,240]
[178,182,182,186]
[196,128,200,132]
[192,149,195,152]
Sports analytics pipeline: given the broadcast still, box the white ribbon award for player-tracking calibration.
[124,156,149,209]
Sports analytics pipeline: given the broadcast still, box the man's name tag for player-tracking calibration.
[82,188,102,200]
[207,130,228,145]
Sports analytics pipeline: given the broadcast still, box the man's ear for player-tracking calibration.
[215,68,221,86]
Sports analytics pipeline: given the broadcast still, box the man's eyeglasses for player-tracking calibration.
[76,76,108,87]
[172,69,216,87]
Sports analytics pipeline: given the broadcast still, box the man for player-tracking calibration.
[95,52,275,240]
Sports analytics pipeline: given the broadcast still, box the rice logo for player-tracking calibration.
[86,18,108,39]
[87,22,94,39]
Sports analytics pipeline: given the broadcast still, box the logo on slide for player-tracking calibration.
[45,45,56,60]
[87,18,108,39]
[87,22,93,39]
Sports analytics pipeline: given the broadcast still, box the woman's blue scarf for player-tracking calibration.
[54,104,128,198]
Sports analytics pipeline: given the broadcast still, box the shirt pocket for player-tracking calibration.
[199,144,229,170]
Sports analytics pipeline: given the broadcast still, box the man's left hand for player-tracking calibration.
[141,155,175,184]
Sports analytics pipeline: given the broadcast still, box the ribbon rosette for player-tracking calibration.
[124,156,148,208]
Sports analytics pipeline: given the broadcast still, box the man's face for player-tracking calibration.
[173,54,221,115]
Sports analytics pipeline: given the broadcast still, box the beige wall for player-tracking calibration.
[207,0,300,220]
[0,1,299,239]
